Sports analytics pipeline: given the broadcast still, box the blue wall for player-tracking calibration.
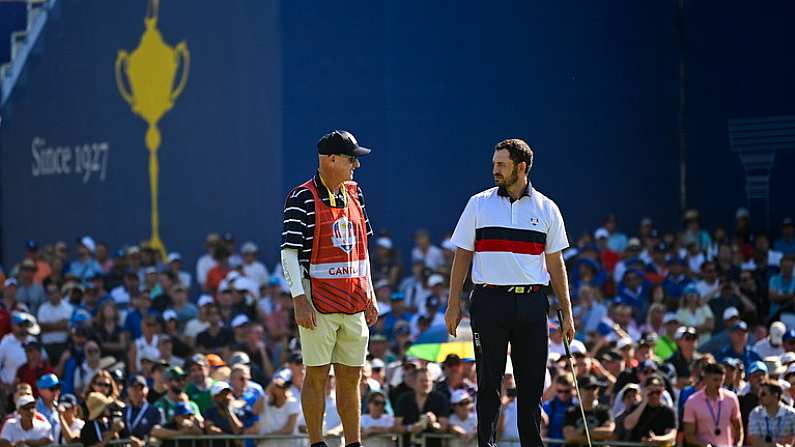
[1,0,793,268]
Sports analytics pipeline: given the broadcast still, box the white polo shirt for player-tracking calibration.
[450,184,568,285]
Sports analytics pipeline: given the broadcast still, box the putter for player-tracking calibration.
[556,308,593,447]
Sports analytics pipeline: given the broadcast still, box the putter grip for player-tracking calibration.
[556,308,572,358]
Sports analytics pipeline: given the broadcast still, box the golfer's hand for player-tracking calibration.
[293,295,317,329]
[561,313,576,345]
[365,297,379,326]
[445,303,462,337]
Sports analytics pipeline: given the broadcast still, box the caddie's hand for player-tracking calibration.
[561,313,576,346]
[293,295,317,329]
[445,303,462,337]
[365,297,379,326]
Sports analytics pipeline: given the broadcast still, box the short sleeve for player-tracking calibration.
[682,399,696,423]
[545,201,569,254]
[730,394,741,420]
[0,422,13,441]
[450,197,478,251]
[286,398,301,416]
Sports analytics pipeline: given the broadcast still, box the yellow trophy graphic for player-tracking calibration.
[115,0,189,258]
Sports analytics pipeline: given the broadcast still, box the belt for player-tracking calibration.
[478,284,543,294]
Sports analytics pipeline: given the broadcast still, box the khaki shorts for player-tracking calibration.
[298,279,369,367]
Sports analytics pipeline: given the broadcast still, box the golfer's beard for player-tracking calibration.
[495,167,519,188]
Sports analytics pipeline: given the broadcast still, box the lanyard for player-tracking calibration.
[765,413,782,439]
[705,394,722,433]
[127,402,149,431]
[318,174,346,208]
[94,420,103,441]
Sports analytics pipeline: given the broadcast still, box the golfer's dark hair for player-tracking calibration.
[702,363,725,376]
[495,139,534,172]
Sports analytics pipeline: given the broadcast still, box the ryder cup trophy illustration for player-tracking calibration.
[115,0,189,258]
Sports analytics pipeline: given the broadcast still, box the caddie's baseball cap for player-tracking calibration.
[317,130,371,157]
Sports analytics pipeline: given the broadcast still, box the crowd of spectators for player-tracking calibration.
[0,207,791,446]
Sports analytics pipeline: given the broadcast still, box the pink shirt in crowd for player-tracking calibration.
[683,388,741,447]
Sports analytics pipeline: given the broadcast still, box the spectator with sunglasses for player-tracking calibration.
[748,380,795,447]
[667,326,699,390]
[361,391,395,447]
[623,376,677,444]
[542,373,576,440]
[562,375,614,447]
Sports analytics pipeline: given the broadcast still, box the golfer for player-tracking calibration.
[445,138,575,447]
[280,130,379,447]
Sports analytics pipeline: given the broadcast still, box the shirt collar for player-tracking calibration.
[497,180,532,200]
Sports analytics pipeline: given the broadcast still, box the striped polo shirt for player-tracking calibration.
[281,173,374,274]
[450,183,568,285]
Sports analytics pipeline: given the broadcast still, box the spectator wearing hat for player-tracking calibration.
[666,326,699,390]
[710,281,756,334]
[36,280,74,363]
[124,374,163,439]
[16,260,45,315]
[747,380,795,447]
[240,242,269,287]
[754,321,787,359]
[16,342,54,396]
[150,401,205,447]
[722,358,745,393]
[382,292,414,341]
[146,360,171,404]
[542,373,577,440]
[68,237,103,284]
[410,293,445,338]
[196,304,234,357]
[682,209,712,254]
[655,313,680,360]
[612,383,641,441]
[768,256,795,317]
[562,375,613,446]
[683,362,743,447]
[740,361,770,432]
[184,295,214,341]
[0,312,37,396]
[448,389,477,447]
[676,285,714,345]
[371,236,403,289]
[718,321,763,370]
[782,364,795,406]
[56,393,84,444]
[434,354,476,407]
[155,366,201,422]
[21,241,51,285]
[34,373,60,440]
[361,390,396,447]
[644,241,670,285]
[622,375,677,444]
[165,252,192,289]
[774,219,795,256]
[0,394,52,446]
[80,391,138,447]
[612,238,643,285]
